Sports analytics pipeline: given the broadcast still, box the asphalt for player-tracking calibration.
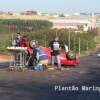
[0,51,100,100]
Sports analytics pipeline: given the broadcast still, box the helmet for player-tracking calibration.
[30,40,38,48]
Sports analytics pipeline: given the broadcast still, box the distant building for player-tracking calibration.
[38,12,50,16]
[83,24,89,31]
[0,10,98,32]
[91,13,97,29]
[48,13,99,31]
[49,13,59,18]
[49,16,91,31]
[7,12,13,15]
[20,10,38,15]
[0,11,5,15]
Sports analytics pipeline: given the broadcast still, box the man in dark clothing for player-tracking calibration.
[49,37,61,68]
[14,32,22,46]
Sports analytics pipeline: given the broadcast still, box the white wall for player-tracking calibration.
[49,19,91,30]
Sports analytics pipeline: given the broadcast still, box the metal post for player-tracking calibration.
[44,34,46,47]
[79,37,81,56]
[86,41,89,54]
[68,30,71,51]
[74,37,76,52]
[56,29,58,37]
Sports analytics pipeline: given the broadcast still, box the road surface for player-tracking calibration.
[0,52,100,100]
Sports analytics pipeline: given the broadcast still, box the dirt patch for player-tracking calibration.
[0,55,11,62]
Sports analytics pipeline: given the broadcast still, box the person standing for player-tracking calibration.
[15,32,22,46]
[49,37,61,69]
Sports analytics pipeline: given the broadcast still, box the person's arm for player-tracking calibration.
[49,41,51,47]
[65,44,69,52]
[59,41,62,50]
[59,40,65,50]
[36,52,39,61]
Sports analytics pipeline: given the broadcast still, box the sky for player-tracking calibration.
[0,0,100,13]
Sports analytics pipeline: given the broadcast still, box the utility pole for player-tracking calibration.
[79,37,81,56]
[86,41,89,54]
[56,29,58,37]
[68,30,71,51]
[44,34,47,47]
[74,36,76,52]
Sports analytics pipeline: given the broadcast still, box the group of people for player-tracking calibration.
[13,32,65,71]
[12,32,28,47]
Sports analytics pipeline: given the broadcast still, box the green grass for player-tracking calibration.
[0,33,12,54]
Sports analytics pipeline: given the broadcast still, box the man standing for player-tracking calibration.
[15,32,22,46]
[49,37,61,69]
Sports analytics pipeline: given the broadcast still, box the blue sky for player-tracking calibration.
[0,0,100,13]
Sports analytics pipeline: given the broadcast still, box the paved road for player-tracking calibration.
[0,52,100,100]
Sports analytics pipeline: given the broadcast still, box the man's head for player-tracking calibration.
[30,40,38,48]
[54,37,59,41]
[16,32,21,36]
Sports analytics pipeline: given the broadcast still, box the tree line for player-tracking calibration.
[0,19,97,54]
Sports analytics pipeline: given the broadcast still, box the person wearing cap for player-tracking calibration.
[27,40,37,66]
[34,46,48,71]
[28,40,48,70]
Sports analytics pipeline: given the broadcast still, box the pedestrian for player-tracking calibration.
[49,37,61,70]
[28,40,48,71]
[13,32,22,65]
[20,35,29,47]
[33,42,48,71]
[14,32,22,46]
[27,40,38,67]
[34,47,48,71]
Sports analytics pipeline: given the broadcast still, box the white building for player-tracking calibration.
[49,17,91,31]
[48,14,97,31]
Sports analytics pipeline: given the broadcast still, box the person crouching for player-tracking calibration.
[32,43,48,71]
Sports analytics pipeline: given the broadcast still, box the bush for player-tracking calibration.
[0,19,53,32]
[33,29,96,53]
[0,20,97,54]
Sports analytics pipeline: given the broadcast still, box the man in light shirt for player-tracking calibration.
[49,37,61,69]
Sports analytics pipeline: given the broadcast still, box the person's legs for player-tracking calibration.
[39,60,48,65]
[34,63,43,71]
[56,55,61,68]
[52,56,55,67]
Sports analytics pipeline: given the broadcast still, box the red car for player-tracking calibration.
[27,46,80,67]
[20,38,80,67]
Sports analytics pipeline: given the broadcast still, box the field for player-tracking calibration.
[0,33,11,54]
[0,14,52,20]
